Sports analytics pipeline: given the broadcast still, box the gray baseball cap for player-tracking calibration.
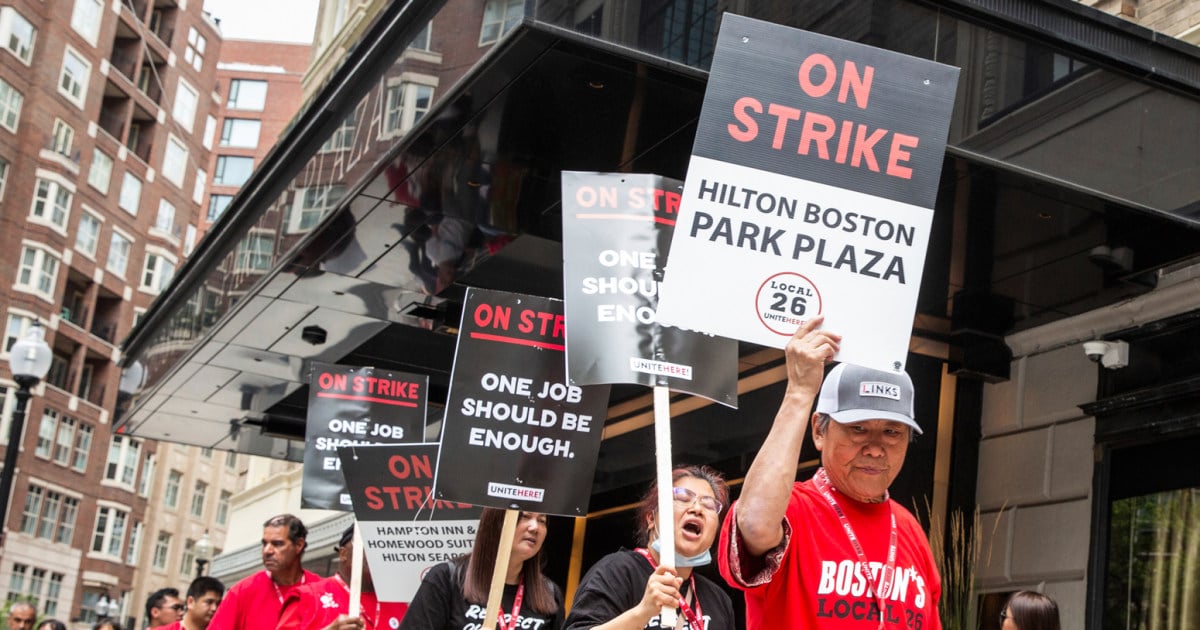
[815,363,920,434]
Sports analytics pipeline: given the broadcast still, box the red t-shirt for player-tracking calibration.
[208,569,322,630]
[718,478,942,630]
[157,623,183,630]
[277,575,407,630]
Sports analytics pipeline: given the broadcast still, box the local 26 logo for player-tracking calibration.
[756,272,823,336]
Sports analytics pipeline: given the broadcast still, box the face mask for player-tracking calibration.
[650,538,712,568]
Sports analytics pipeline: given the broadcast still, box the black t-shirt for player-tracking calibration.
[399,561,564,630]
[565,549,735,630]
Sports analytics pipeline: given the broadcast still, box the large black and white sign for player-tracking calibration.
[338,443,481,603]
[561,172,739,407]
[435,288,610,516]
[302,362,428,509]
[656,14,960,372]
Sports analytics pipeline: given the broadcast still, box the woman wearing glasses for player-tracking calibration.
[1000,591,1060,630]
[565,465,735,629]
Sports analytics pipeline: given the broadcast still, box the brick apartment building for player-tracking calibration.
[0,0,229,626]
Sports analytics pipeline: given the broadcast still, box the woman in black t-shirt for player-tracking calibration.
[401,509,564,630]
[565,465,735,630]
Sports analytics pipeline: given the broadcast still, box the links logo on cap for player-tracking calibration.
[860,382,902,400]
[816,363,920,434]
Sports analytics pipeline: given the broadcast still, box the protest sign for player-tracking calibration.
[338,443,481,603]
[435,288,610,516]
[302,362,428,509]
[561,171,738,407]
[656,14,960,372]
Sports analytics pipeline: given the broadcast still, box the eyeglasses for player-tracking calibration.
[170,605,186,612]
[672,486,723,513]
[999,611,1009,625]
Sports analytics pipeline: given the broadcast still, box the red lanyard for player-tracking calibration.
[812,468,897,630]
[496,576,524,630]
[269,571,307,604]
[334,574,381,629]
[633,548,704,629]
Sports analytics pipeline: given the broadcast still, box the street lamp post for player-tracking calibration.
[194,530,214,578]
[0,323,52,546]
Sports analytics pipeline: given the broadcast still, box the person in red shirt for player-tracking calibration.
[277,525,407,630]
[208,514,321,630]
[717,317,942,629]
[159,576,224,630]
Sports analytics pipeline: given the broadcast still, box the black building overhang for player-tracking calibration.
[116,0,1200,498]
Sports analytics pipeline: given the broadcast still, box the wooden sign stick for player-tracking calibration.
[349,524,364,617]
[653,385,678,627]
[482,509,520,628]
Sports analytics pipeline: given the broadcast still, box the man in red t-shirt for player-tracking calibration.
[208,514,321,630]
[718,318,942,629]
[277,525,407,630]
[158,576,224,630]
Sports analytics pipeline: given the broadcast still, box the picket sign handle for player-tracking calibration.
[653,385,678,628]
[349,524,364,617]
[483,509,520,629]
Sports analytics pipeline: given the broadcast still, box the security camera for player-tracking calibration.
[1082,340,1129,369]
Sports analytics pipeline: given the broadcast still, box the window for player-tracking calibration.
[87,149,113,193]
[235,233,274,271]
[75,211,102,257]
[208,194,233,221]
[162,136,188,187]
[50,119,74,156]
[189,481,207,517]
[172,81,198,132]
[31,177,73,231]
[72,423,92,472]
[125,521,142,564]
[138,453,154,496]
[164,469,181,508]
[106,230,131,277]
[140,251,176,293]
[43,573,63,617]
[91,505,128,557]
[227,79,267,110]
[0,157,7,200]
[220,118,261,148]
[154,199,175,235]
[184,27,206,71]
[57,497,78,544]
[4,313,33,354]
[58,47,91,107]
[193,169,206,203]
[181,538,196,574]
[214,156,254,186]
[17,246,60,298]
[37,491,61,540]
[52,416,75,465]
[0,77,22,131]
[103,435,141,487]
[6,563,25,602]
[20,485,42,534]
[291,185,345,232]
[34,409,58,459]
[384,82,434,135]
[184,224,197,256]
[409,22,431,51]
[224,451,237,469]
[216,490,231,525]
[1,8,37,63]
[320,112,356,152]
[200,447,213,458]
[152,531,171,570]
[118,172,142,215]
[203,115,216,149]
[479,0,523,45]
[70,0,104,45]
